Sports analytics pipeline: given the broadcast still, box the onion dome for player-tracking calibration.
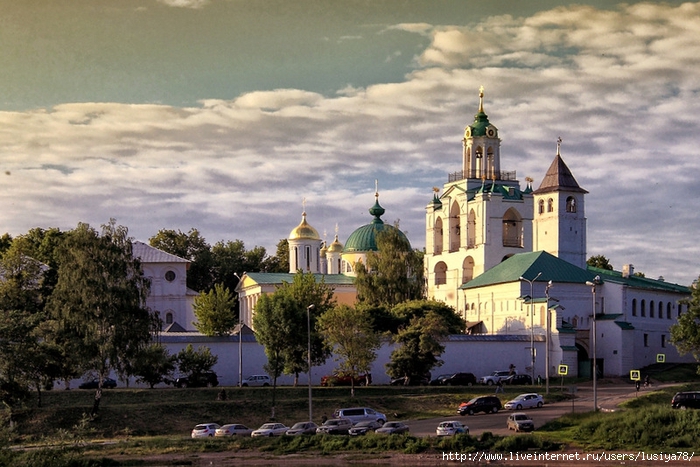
[464,86,498,138]
[327,234,344,253]
[344,192,410,253]
[288,212,320,240]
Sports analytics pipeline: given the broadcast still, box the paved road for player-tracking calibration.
[404,383,650,437]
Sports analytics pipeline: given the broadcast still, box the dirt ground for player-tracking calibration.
[116,449,700,466]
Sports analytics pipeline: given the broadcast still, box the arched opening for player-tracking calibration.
[566,196,577,213]
[449,201,461,252]
[434,217,444,255]
[165,312,174,325]
[502,208,523,248]
[434,262,447,285]
[538,199,545,215]
[462,256,474,284]
[547,198,554,212]
[467,209,476,248]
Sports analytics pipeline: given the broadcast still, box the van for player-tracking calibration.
[671,391,700,409]
[332,407,386,425]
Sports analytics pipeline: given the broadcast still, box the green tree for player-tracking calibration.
[149,228,214,292]
[385,300,465,383]
[192,283,237,336]
[317,305,380,397]
[355,225,425,308]
[263,238,289,273]
[671,279,700,368]
[131,344,176,389]
[587,255,613,270]
[175,344,218,383]
[47,220,156,414]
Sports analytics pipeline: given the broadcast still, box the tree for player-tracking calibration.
[192,283,237,336]
[131,344,177,389]
[317,305,380,397]
[47,220,157,415]
[587,255,613,270]
[263,238,289,273]
[149,228,214,292]
[354,225,425,308]
[385,300,466,383]
[671,279,700,368]
[176,344,218,381]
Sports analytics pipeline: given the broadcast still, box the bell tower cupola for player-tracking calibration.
[462,86,502,188]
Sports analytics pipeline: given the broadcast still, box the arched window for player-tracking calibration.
[566,196,576,213]
[667,303,672,319]
[306,245,311,271]
[165,312,173,325]
[502,208,522,248]
[650,300,655,318]
[632,298,637,316]
[449,201,460,252]
[434,217,444,255]
[467,210,476,248]
[434,262,447,285]
[659,302,663,319]
[547,198,554,212]
[641,299,646,317]
[538,199,545,215]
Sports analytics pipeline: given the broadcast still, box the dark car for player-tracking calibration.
[79,378,117,389]
[429,374,451,386]
[175,371,219,388]
[442,372,477,386]
[503,374,533,385]
[458,396,502,416]
[671,391,700,409]
[320,373,371,387]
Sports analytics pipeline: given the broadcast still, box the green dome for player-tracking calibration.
[343,195,410,253]
[465,87,498,138]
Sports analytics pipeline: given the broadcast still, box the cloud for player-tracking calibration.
[1,2,699,285]
[156,0,211,8]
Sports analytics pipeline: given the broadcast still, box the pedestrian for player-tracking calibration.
[495,380,504,394]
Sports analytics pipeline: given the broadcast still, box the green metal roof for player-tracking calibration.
[343,196,411,253]
[588,266,690,294]
[560,345,579,351]
[461,250,596,289]
[615,321,635,330]
[245,273,355,286]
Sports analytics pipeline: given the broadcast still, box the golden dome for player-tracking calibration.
[327,234,343,253]
[289,212,320,240]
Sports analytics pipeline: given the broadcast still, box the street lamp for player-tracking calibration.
[520,272,542,384]
[585,276,601,411]
[544,280,552,394]
[307,304,314,422]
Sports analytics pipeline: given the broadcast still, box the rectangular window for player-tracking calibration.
[661,335,666,348]
[644,334,649,347]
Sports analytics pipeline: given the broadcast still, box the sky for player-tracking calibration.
[1,0,699,286]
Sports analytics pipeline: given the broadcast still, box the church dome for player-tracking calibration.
[288,212,320,240]
[465,86,498,138]
[343,194,410,253]
[327,234,344,253]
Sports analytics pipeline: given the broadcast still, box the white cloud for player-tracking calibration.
[1,2,699,285]
[156,0,211,8]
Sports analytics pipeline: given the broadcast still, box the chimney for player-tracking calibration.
[622,264,634,278]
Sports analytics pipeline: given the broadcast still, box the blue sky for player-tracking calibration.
[1,0,699,285]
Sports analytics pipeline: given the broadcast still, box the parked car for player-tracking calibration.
[251,423,289,437]
[504,393,544,410]
[348,420,383,436]
[315,418,353,435]
[479,370,512,385]
[332,407,386,425]
[241,375,271,387]
[429,374,452,386]
[375,421,409,435]
[215,424,253,437]
[458,396,502,415]
[78,378,117,389]
[191,423,220,438]
[442,372,477,386]
[503,374,533,385]
[175,371,219,388]
[436,420,469,436]
[671,391,700,409]
[507,412,535,432]
[320,373,371,387]
[285,421,318,436]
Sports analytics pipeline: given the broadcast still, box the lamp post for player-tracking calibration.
[544,280,552,394]
[585,276,601,411]
[520,272,542,384]
[307,304,314,422]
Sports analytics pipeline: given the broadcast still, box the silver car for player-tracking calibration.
[504,393,544,410]
[251,423,288,437]
[285,421,318,436]
[214,424,252,437]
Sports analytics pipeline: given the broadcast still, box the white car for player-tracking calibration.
[251,423,289,437]
[214,424,253,437]
[241,375,271,387]
[479,370,512,385]
[507,412,535,432]
[504,393,544,410]
[191,423,220,438]
[436,420,469,436]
